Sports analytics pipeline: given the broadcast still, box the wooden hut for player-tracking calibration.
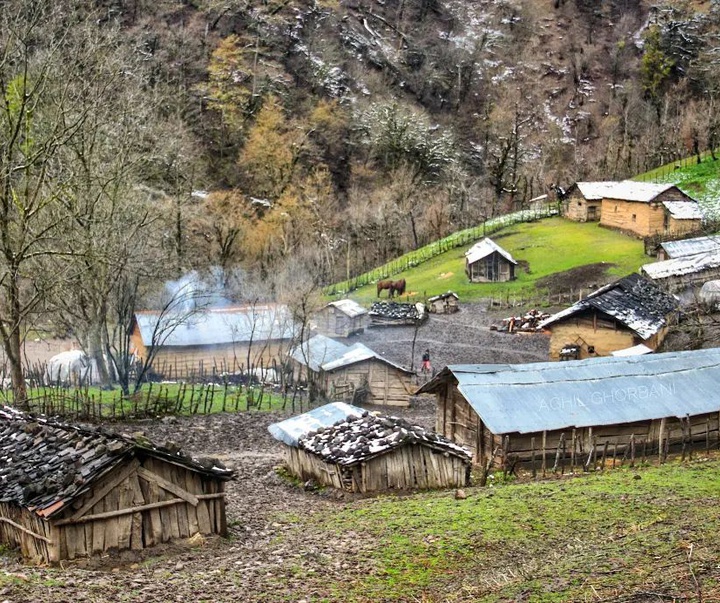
[0,406,233,563]
[656,235,720,261]
[427,291,459,314]
[290,335,415,407]
[598,181,702,238]
[561,182,611,222]
[465,238,517,283]
[538,274,678,360]
[269,403,471,492]
[417,348,720,469]
[131,304,297,380]
[313,299,368,338]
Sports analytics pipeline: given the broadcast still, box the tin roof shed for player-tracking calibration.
[417,348,720,435]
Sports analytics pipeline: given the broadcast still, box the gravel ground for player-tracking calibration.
[0,305,550,602]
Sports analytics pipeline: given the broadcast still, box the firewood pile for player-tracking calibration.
[368,301,427,326]
[298,412,471,467]
[0,405,232,512]
[491,309,551,333]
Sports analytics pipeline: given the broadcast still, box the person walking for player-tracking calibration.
[421,349,431,374]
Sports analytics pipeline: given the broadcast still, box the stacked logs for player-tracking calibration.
[491,309,550,333]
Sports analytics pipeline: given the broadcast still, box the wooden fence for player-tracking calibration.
[324,205,559,297]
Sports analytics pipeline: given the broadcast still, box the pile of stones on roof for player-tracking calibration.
[298,412,471,466]
[369,301,425,324]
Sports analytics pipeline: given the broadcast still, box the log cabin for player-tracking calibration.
[313,299,368,338]
[290,334,415,407]
[417,348,720,470]
[538,274,678,360]
[268,402,471,492]
[131,304,297,380]
[0,406,233,564]
[465,238,517,283]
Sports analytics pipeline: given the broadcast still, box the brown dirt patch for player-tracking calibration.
[535,262,617,295]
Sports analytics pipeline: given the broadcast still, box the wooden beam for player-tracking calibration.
[137,466,199,507]
[66,458,141,523]
[0,517,52,543]
[55,493,226,526]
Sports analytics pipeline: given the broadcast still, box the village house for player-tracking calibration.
[0,406,232,563]
[561,182,613,222]
[268,402,471,492]
[313,299,368,338]
[417,348,720,470]
[427,291,459,314]
[131,304,297,380]
[538,274,678,360]
[598,181,703,238]
[290,334,414,407]
[465,237,517,283]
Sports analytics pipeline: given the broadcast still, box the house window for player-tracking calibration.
[631,214,636,222]
[614,205,618,212]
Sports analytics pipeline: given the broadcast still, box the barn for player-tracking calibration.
[313,299,368,338]
[538,274,678,360]
[0,406,232,563]
[417,348,720,470]
[268,402,471,492]
[290,334,415,407]
[465,238,517,283]
[598,181,702,238]
[427,291,459,314]
[131,304,297,380]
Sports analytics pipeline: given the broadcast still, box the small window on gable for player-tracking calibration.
[632,214,637,222]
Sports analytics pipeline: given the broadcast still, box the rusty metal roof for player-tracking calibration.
[418,348,720,435]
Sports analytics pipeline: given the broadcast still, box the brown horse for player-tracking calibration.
[390,278,406,298]
[377,280,393,297]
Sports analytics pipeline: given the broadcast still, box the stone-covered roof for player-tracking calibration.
[298,413,472,466]
[0,406,233,519]
[538,273,678,339]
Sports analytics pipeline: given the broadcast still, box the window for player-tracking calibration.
[614,205,618,212]
[631,214,636,222]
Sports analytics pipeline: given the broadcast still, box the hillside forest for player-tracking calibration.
[2,0,720,401]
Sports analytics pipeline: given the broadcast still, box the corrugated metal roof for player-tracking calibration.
[419,348,720,435]
[327,299,368,318]
[661,235,720,259]
[538,274,677,339]
[602,181,677,202]
[291,335,412,374]
[465,237,517,265]
[662,200,704,220]
[428,291,459,302]
[135,305,297,347]
[642,251,720,280]
[267,402,366,446]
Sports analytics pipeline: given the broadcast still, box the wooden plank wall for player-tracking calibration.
[329,359,412,407]
[0,502,53,564]
[44,457,227,562]
[286,446,468,492]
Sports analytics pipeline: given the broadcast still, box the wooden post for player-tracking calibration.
[612,442,618,468]
[541,431,547,477]
[552,433,565,474]
[530,437,536,478]
[706,418,711,454]
[658,417,667,463]
[602,440,609,470]
[570,429,576,473]
[629,434,635,468]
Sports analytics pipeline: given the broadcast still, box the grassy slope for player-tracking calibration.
[346,217,647,305]
[279,459,720,602]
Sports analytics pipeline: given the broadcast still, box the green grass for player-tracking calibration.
[343,217,647,305]
[277,458,720,602]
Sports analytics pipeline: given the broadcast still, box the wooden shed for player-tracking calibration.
[598,181,703,238]
[561,182,609,222]
[268,403,471,493]
[417,348,720,470]
[656,234,720,261]
[313,299,368,338]
[0,406,233,563]
[427,291,459,314]
[290,335,415,407]
[538,274,678,360]
[465,238,517,283]
[131,304,297,380]
[642,251,720,295]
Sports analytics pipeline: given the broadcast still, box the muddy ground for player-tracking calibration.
[0,305,551,603]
